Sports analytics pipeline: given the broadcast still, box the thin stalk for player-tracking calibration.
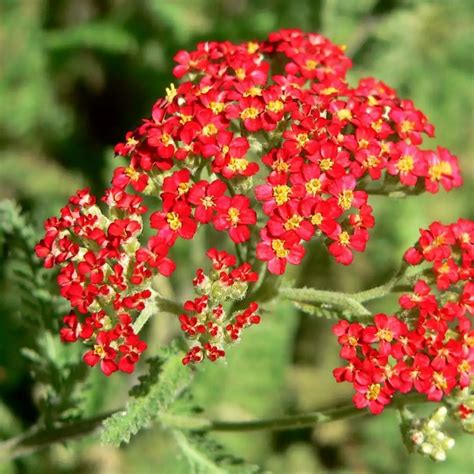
[0,393,427,461]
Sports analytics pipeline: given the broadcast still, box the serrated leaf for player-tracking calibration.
[173,430,262,474]
[101,348,193,446]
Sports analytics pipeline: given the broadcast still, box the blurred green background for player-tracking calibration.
[0,0,473,472]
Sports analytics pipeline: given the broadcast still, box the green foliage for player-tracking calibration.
[0,200,86,425]
[173,430,262,474]
[44,21,138,54]
[101,346,193,446]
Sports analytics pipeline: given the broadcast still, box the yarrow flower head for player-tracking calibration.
[35,29,463,375]
[333,219,474,414]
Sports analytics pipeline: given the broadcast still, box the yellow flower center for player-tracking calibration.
[319,158,334,171]
[358,139,369,149]
[284,215,303,231]
[273,159,289,173]
[429,161,452,181]
[371,119,383,133]
[400,120,414,134]
[364,155,379,168]
[240,107,260,120]
[227,207,240,225]
[337,108,352,121]
[235,68,246,80]
[305,59,318,70]
[381,141,390,153]
[433,234,445,246]
[165,83,177,103]
[296,133,309,147]
[433,372,447,390]
[321,87,338,95]
[338,190,353,210]
[201,196,214,208]
[198,85,212,95]
[305,178,321,196]
[244,86,262,97]
[348,336,358,346]
[368,95,378,106]
[166,212,182,231]
[178,113,192,125]
[178,182,190,195]
[376,329,394,342]
[124,167,140,181]
[366,383,381,401]
[266,100,284,113]
[437,262,450,274]
[209,101,225,114]
[397,155,414,173]
[202,123,218,136]
[339,231,350,246]
[126,137,139,147]
[94,345,106,359]
[458,360,471,373]
[228,157,249,173]
[272,239,289,258]
[161,133,172,145]
[311,213,323,226]
[247,41,259,54]
[273,185,292,206]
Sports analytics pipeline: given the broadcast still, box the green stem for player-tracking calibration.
[132,295,182,333]
[279,287,371,320]
[352,262,408,303]
[0,393,427,460]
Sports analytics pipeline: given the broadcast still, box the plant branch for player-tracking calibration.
[0,393,427,460]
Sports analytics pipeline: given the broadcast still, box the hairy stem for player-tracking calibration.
[0,393,427,460]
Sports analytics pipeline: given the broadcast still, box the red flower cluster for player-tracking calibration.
[180,249,260,365]
[333,220,474,414]
[35,190,163,375]
[35,29,463,375]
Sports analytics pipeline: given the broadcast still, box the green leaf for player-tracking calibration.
[173,430,262,474]
[101,347,193,446]
[44,22,138,54]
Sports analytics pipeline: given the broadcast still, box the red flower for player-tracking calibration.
[161,169,192,208]
[362,314,403,356]
[352,363,393,414]
[392,354,433,394]
[150,202,197,244]
[387,142,427,187]
[266,201,314,241]
[328,225,368,265]
[213,195,256,243]
[332,320,364,360]
[112,166,148,192]
[255,173,304,215]
[83,331,118,376]
[256,229,305,275]
[188,180,227,223]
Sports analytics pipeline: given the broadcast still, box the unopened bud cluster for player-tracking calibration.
[180,249,260,365]
[409,406,455,462]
